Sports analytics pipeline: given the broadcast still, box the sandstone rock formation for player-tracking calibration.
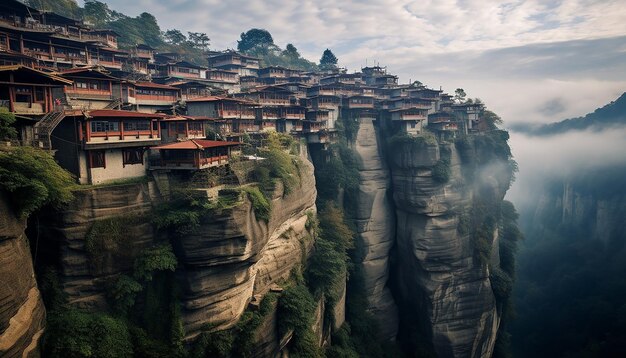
[0,193,45,358]
[352,118,399,340]
[389,141,501,358]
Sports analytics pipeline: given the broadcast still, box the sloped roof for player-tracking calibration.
[87,109,166,118]
[134,82,179,90]
[0,65,73,85]
[152,139,240,150]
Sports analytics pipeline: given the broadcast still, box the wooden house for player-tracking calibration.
[51,109,165,184]
[150,139,240,170]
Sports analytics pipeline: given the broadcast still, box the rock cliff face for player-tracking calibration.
[388,141,501,357]
[37,150,318,343]
[351,118,399,340]
[0,192,46,358]
[177,153,317,338]
[532,180,626,245]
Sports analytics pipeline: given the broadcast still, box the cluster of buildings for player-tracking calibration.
[0,0,486,185]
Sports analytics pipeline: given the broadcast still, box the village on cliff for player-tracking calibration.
[0,0,488,185]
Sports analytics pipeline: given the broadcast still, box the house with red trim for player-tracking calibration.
[150,139,240,170]
[51,109,164,184]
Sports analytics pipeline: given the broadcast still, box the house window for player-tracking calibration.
[123,121,150,131]
[410,123,416,128]
[89,150,106,168]
[123,148,144,165]
[91,121,119,132]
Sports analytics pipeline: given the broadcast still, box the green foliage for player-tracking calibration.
[109,274,142,315]
[388,131,438,149]
[190,293,277,358]
[325,324,360,358]
[0,107,17,140]
[45,309,133,358]
[38,268,67,311]
[152,190,210,235]
[252,132,300,196]
[307,203,353,312]
[242,186,271,222]
[191,329,234,358]
[454,88,467,102]
[133,244,177,282]
[0,146,74,217]
[238,28,274,52]
[490,267,513,302]
[432,158,451,183]
[85,214,143,273]
[338,111,360,142]
[277,284,322,357]
[320,48,338,70]
[27,0,82,19]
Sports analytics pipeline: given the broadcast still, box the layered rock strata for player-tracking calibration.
[352,118,399,340]
[388,141,502,357]
[0,193,45,358]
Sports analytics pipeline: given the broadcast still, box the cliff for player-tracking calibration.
[0,192,46,358]
[389,139,502,357]
[351,118,399,340]
[35,147,319,350]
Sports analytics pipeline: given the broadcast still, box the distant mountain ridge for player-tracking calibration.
[513,92,626,135]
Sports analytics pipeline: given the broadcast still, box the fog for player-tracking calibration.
[506,125,626,211]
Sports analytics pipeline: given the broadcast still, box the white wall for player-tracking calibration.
[83,149,147,185]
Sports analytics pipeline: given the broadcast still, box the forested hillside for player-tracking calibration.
[24,0,319,69]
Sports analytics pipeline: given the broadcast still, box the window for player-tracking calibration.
[123,121,150,131]
[76,81,88,89]
[89,150,106,168]
[189,123,202,132]
[34,87,45,102]
[91,121,119,132]
[123,148,144,165]
[410,123,416,129]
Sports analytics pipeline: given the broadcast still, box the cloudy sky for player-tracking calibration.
[92,0,626,126]
[80,0,626,210]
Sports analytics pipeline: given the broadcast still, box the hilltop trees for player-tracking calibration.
[454,88,467,103]
[237,29,275,53]
[320,49,338,70]
[187,32,210,50]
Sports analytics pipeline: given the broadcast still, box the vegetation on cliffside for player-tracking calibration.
[0,146,74,217]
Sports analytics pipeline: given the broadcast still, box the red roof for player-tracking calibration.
[161,115,215,121]
[186,96,254,104]
[87,110,166,118]
[134,82,179,90]
[152,139,241,150]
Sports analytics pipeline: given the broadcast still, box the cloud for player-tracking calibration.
[537,98,566,117]
[506,126,626,209]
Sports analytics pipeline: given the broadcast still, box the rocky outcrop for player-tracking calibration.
[38,182,157,310]
[352,118,399,340]
[0,192,45,358]
[388,141,501,358]
[177,151,317,339]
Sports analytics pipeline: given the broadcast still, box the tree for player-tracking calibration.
[283,43,300,59]
[319,49,338,70]
[454,88,467,103]
[83,0,112,27]
[187,32,210,50]
[163,29,186,45]
[237,29,274,52]
[0,108,17,140]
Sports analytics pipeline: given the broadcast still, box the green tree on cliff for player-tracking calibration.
[237,28,275,52]
[0,108,17,140]
[320,49,338,70]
